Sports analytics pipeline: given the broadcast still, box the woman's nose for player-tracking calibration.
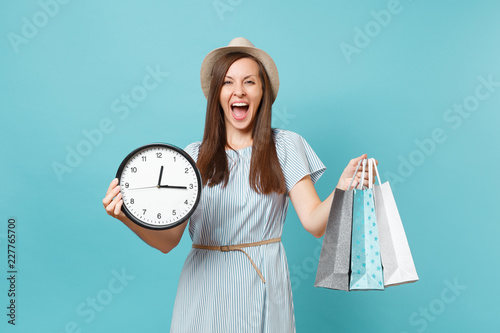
[232,82,246,96]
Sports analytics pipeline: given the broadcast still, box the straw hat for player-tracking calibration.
[200,37,279,102]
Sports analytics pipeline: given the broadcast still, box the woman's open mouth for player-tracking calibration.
[231,102,249,120]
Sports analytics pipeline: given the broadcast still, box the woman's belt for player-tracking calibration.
[192,237,281,284]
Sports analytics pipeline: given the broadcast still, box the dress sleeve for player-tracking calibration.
[184,141,201,162]
[274,129,326,193]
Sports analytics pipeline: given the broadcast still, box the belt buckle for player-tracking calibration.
[220,245,230,252]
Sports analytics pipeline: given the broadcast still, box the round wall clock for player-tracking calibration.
[116,143,201,230]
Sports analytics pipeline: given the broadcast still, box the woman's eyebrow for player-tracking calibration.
[224,75,257,80]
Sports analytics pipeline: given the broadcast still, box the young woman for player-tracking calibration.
[103,37,372,332]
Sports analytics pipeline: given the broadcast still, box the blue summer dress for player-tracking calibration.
[170,129,326,333]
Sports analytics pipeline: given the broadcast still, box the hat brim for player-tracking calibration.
[200,45,279,102]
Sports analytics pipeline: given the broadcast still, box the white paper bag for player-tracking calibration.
[370,158,419,287]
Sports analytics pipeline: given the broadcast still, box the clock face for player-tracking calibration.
[116,143,201,230]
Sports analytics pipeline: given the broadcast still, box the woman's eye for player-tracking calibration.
[223,81,232,85]
[245,80,255,84]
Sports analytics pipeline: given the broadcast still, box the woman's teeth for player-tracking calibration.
[232,102,248,107]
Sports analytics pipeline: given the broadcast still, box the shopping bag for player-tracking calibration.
[370,158,419,287]
[315,160,362,291]
[349,159,384,290]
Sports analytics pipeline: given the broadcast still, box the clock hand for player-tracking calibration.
[126,186,158,190]
[157,165,164,188]
[158,185,188,189]
[126,183,187,191]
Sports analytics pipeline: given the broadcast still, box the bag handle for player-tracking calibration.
[346,159,363,191]
[369,158,382,185]
[358,159,367,190]
[368,157,373,189]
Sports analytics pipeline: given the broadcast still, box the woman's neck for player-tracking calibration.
[225,128,253,150]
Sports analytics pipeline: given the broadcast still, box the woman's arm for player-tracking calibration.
[289,154,374,238]
[102,178,188,253]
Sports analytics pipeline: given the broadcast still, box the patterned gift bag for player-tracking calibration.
[349,159,384,290]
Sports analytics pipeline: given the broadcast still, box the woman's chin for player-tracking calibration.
[227,120,254,133]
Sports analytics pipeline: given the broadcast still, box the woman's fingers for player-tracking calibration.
[354,166,375,187]
[339,155,378,190]
[372,159,378,184]
[103,185,121,215]
[362,177,370,187]
[106,178,119,195]
[101,178,125,221]
[349,154,367,169]
[355,170,370,179]
[114,193,123,216]
[103,179,119,207]
[103,185,120,206]
[108,192,124,218]
[351,176,369,189]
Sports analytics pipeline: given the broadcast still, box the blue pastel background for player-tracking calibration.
[2,0,499,332]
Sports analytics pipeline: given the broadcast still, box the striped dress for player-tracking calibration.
[170,129,326,332]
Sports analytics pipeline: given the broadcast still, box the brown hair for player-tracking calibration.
[197,52,286,195]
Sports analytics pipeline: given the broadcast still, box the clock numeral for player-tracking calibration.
[184,200,188,205]
[156,152,162,158]
[172,210,176,216]
[131,167,137,173]
[173,156,176,162]
[142,156,147,162]
[189,183,193,189]
[125,182,129,188]
[130,198,134,204]
[157,213,161,219]
[185,167,189,174]
[142,209,146,215]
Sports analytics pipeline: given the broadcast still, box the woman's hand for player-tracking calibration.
[101,178,188,253]
[102,178,127,222]
[290,156,378,238]
[336,154,378,190]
